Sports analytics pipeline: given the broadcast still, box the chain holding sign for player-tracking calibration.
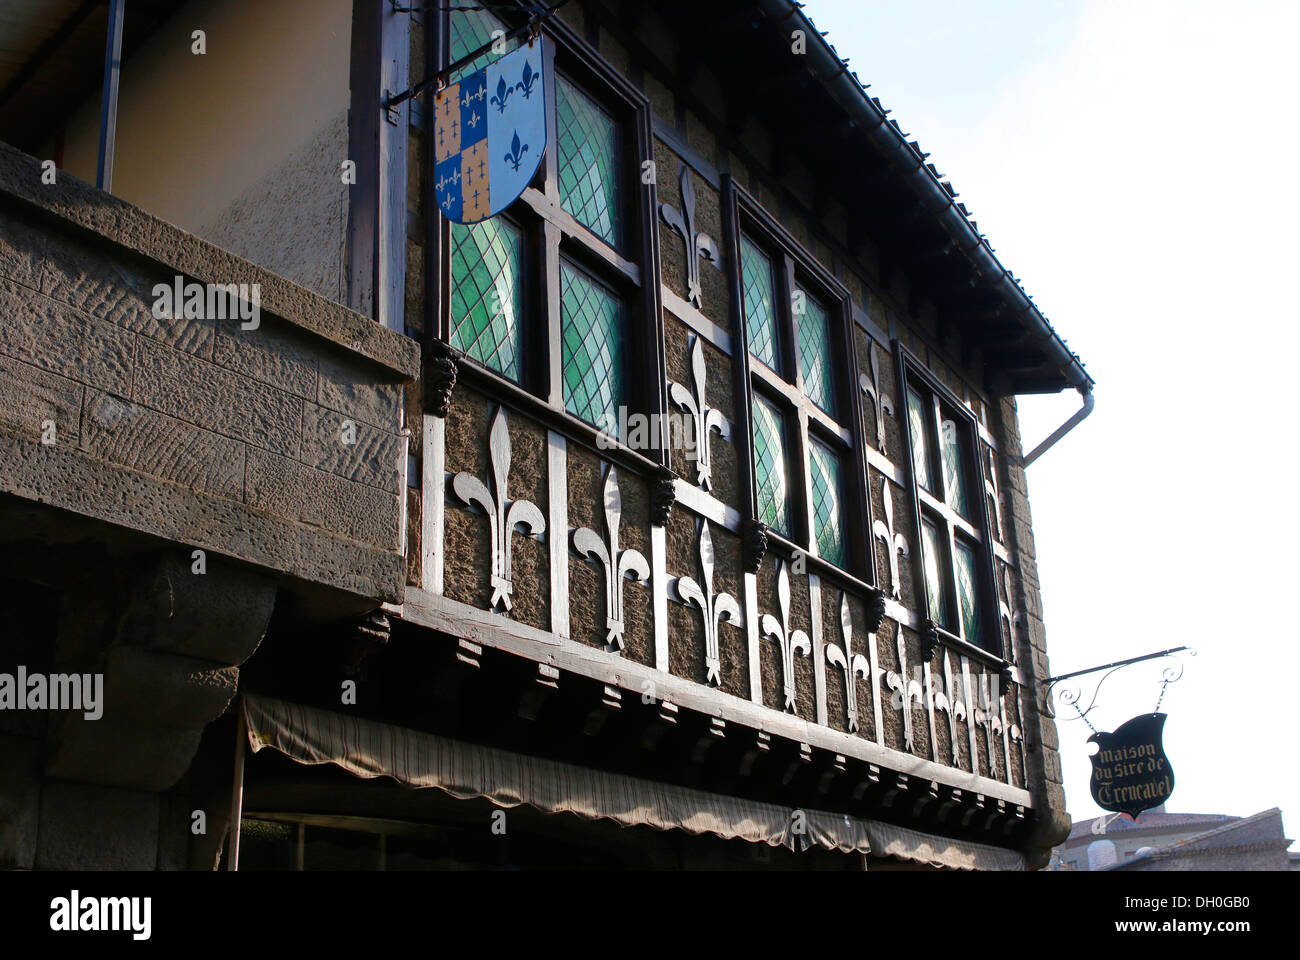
[1043,645,1193,819]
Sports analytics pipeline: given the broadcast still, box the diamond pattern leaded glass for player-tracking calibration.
[907,387,935,493]
[809,439,845,566]
[751,395,789,534]
[448,9,518,82]
[741,234,779,371]
[954,539,983,645]
[556,76,620,247]
[561,260,624,433]
[921,518,951,629]
[940,416,972,518]
[450,219,523,381]
[796,290,835,415]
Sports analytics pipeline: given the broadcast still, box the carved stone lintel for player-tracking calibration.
[742,519,768,573]
[426,340,458,418]
[650,467,677,527]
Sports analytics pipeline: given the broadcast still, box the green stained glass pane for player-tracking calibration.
[450,218,523,381]
[561,261,624,432]
[557,77,620,246]
[809,439,845,566]
[940,416,972,518]
[921,519,951,628]
[448,9,517,82]
[955,539,983,646]
[796,291,835,415]
[907,387,934,493]
[741,234,779,370]
[751,395,789,534]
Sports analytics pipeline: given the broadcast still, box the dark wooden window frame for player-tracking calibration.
[724,179,875,591]
[427,10,667,477]
[896,342,1005,661]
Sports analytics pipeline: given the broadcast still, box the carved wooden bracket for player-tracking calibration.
[650,466,677,527]
[742,518,768,573]
[668,336,729,491]
[426,339,458,418]
[659,164,720,308]
[572,465,650,653]
[675,519,742,686]
[760,559,811,713]
[451,407,546,613]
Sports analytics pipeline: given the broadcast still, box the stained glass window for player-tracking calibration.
[450,219,523,381]
[921,519,951,628]
[941,416,972,518]
[907,387,934,493]
[954,539,983,645]
[741,234,779,371]
[557,76,620,247]
[809,439,844,566]
[448,9,517,82]
[752,395,789,534]
[560,261,624,433]
[796,290,835,416]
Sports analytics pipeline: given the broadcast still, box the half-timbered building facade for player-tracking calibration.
[0,0,1089,870]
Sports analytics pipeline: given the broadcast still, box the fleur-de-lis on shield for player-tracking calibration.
[572,466,650,652]
[675,520,741,686]
[503,131,529,172]
[451,407,546,612]
[490,75,514,113]
[825,592,870,732]
[761,559,811,713]
[515,60,539,99]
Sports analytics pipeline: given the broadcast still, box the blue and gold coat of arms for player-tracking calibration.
[434,41,547,224]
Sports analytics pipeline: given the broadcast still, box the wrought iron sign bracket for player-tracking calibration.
[1043,646,1193,723]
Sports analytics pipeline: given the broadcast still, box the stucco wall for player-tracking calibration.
[54,0,352,304]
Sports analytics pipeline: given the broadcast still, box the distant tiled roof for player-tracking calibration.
[1065,811,1234,843]
[1107,808,1289,870]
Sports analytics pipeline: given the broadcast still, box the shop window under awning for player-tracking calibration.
[237,694,1025,871]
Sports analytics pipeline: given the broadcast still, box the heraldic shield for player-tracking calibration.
[1088,712,1174,818]
[434,41,547,224]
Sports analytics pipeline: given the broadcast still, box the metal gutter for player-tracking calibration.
[1023,386,1094,467]
[753,0,1092,392]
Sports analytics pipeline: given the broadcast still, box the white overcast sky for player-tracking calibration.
[802,0,1299,838]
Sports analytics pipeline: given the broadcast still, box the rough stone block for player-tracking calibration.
[44,715,204,794]
[0,734,41,869]
[0,279,132,394]
[132,335,302,456]
[317,350,403,429]
[80,390,245,502]
[300,401,403,493]
[247,446,402,549]
[36,780,160,869]
[0,353,83,442]
[41,230,216,358]
[212,317,318,398]
[102,646,240,729]
[0,207,41,289]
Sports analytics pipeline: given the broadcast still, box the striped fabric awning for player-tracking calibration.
[242,695,1024,871]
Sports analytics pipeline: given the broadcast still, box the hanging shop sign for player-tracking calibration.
[1088,712,1174,818]
[434,40,547,224]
